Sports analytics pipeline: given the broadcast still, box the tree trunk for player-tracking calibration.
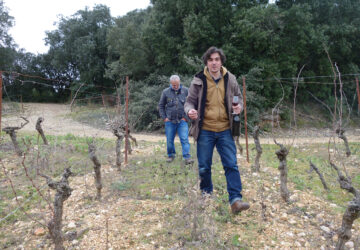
[36,117,48,145]
[234,136,243,155]
[252,126,262,172]
[88,143,102,200]
[275,142,290,202]
[336,128,351,157]
[336,201,360,250]
[42,168,73,250]
[7,130,22,156]
[330,162,360,249]
[2,117,29,156]
[113,129,124,171]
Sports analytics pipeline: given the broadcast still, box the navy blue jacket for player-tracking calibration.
[158,85,189,123]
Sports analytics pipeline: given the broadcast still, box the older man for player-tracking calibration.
[159,75,193,164]
[185,47,249,214]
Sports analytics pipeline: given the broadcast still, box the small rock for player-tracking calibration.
[345,241,354,248]
[146,233,152,237]
[333,234,338,241]
[34,228,46,236]
[287,232,294,237]
[15,221,26,228]
[72,240,79,245]
[329,203,337,208]
[298,232,306,237]
[295,241,302,247]
[68,221,76,229]
[13,196,24,201]
[289,219,297,225]
[280,213,288,221]
[280,241,290,246]
[320,226,331,234]
[36,242,45,249]
[316,213,324,220]
[290,193,298,200]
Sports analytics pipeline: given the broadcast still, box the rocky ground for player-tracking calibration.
[1,103,359,249]
[5,156,360,249]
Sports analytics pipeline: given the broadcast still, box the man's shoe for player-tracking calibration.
[231,200,250,214]
[166,157,174,163]
[184,158,194,165]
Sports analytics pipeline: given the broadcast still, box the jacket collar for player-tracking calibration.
[169,84,182,91]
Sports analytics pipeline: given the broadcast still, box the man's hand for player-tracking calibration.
[232,104,243,114]
[188,109,198,120]
[164,118,170,122]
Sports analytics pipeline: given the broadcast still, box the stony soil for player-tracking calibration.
[1,103,360,249]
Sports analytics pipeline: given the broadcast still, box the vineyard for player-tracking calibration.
[0,102,359,249]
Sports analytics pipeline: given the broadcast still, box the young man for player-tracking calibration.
[184,47,250,214]
[159,75,194,164]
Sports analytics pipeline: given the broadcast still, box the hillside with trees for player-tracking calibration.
[1,0,360,129]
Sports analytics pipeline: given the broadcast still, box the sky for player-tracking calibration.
[4,0,151,54]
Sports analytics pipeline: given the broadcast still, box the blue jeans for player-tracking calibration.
[165,120,191,159]
[197,129,242,204]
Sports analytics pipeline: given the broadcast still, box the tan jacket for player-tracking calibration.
[184,67,243,141]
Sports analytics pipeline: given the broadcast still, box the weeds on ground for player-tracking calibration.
[114,141,252,248]
[0,132,115,226]
[257,142,360,207]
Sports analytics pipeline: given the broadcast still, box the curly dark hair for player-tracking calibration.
[202,46,226,65]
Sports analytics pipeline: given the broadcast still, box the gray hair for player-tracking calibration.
[169,75,180,82]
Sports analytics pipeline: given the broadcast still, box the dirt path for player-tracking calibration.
[2,103,360,144]
[2,103,165,142]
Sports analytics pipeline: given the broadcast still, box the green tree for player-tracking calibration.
[106,9,152,80]
[224,4,285,108]
[142,0,187,74]
[45,4,113,96]
[0,0,17,71]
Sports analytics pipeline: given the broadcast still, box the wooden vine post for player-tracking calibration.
[125,76,129,165]
[242,76,249,163]
[0,71,2,136]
